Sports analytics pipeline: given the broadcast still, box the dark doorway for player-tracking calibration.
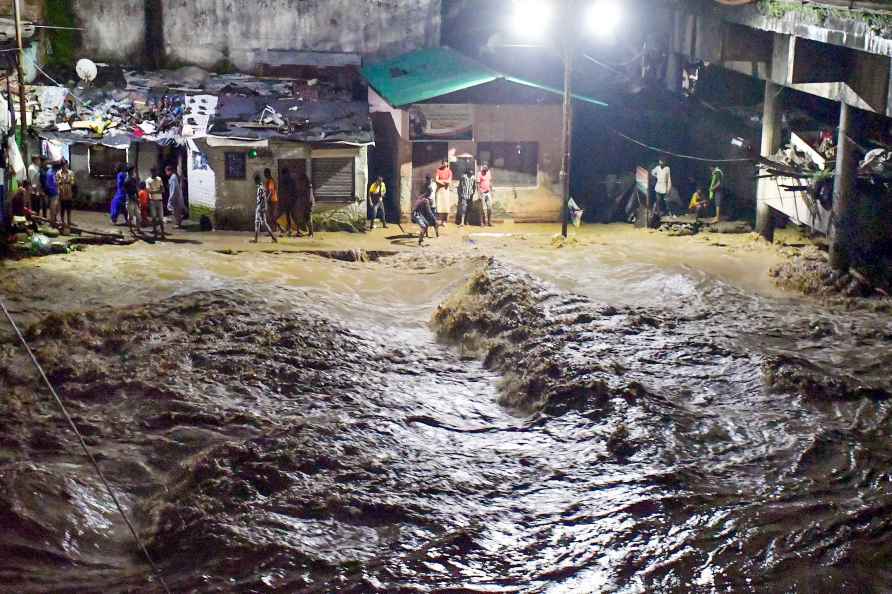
[412,142,448,196]
[369,113,402,223]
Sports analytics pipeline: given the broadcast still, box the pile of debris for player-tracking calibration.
[770,245,892,300]
[657,216,753,237]
[658,216,701,236]
[27,64,372,151]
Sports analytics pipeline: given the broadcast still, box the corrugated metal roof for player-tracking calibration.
[362,46,608,108]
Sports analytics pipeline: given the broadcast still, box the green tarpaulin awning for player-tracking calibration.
[362,47,607,108]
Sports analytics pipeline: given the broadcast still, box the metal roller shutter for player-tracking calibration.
[312,157,355,202]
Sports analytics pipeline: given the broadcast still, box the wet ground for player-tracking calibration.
[1,213,891,593]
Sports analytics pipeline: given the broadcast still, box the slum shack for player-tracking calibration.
[362,47,606,223]
[196,68,373,230]
[31,69,194,209]
[30,65,373,230]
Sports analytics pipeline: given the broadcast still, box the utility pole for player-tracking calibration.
[12,0,28,162]
[559,36,574,237]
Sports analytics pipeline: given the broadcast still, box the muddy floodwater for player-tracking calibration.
[1,222,891,593]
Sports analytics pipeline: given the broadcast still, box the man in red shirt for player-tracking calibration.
[477,163,493,227]
[434,160,453,225]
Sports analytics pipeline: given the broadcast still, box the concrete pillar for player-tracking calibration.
[756,80,781,241]
[665,51,682,94]
[829,102,859,271]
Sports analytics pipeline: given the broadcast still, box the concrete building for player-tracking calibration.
[667,0,892,267]
[362,47,607,223]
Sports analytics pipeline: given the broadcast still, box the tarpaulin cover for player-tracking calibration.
[362,47,608,108]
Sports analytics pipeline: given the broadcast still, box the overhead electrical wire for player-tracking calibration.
[609,128,755,163]
[0,298,172,594]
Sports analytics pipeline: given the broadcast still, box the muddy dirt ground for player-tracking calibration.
[2,212,891,593]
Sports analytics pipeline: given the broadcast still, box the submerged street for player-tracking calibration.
[2,0,892,591]
[2,221,891,592]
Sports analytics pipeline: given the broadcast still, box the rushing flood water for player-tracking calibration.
[1,227,891,593]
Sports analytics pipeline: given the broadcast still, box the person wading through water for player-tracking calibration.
[252,173,278,243]
[412,189,437,246]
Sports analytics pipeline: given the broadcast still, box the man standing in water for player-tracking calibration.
[294,170,314,238]
[434,159,453,226]
[55,160,75,230]
[278,167,297,236]
[166,165,186,228]
[477,163,493,227]
[651,157,672,215]
[147,168,166,238]
[368,176,387,230]
[710,165,725,222]
[252,174,277,243]
[264,168,281,235]
[456,168,475,227]
[27,157,45,218]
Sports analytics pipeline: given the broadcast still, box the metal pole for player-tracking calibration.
[560,42,573,238]
[12,0,28,163]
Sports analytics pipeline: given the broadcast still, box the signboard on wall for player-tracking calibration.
[408,104,473,141]
[635,166,649,194]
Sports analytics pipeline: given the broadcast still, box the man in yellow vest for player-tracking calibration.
[368,176,387,230]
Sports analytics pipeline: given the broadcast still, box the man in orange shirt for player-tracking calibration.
[434,160,453,225]
[264,168,281,234]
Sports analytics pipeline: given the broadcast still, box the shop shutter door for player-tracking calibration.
[312,157,355,202]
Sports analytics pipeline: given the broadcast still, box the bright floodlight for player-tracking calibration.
[588,1,621,38]
[512,0,552,38]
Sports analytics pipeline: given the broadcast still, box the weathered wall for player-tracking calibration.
[207,141,367,230]
[71,0,440,69]
[0,0,41,20]
[72,0,145,63]
[396,103,564,223]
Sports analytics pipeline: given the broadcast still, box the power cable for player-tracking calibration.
[0,298,172,594]
[609,128,755,163]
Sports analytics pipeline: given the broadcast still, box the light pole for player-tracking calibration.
[559,38,574,237]
[510,0,621,238]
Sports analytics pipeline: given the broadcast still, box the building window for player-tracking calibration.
[224,152,247,180]
[87,145,127,178]
[477,142,539,188]
[312,157,355,202]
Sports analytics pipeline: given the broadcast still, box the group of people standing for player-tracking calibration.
[24,156,76,229]
[110,164,181,238]
[398,160,494,245]
[650,157,726,221]
[252,168,314,243]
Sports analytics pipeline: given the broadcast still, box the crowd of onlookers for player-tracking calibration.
[251,167,315,243]
[3,156,76,235]
[108,163,184,238]
[389,159,495,246]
